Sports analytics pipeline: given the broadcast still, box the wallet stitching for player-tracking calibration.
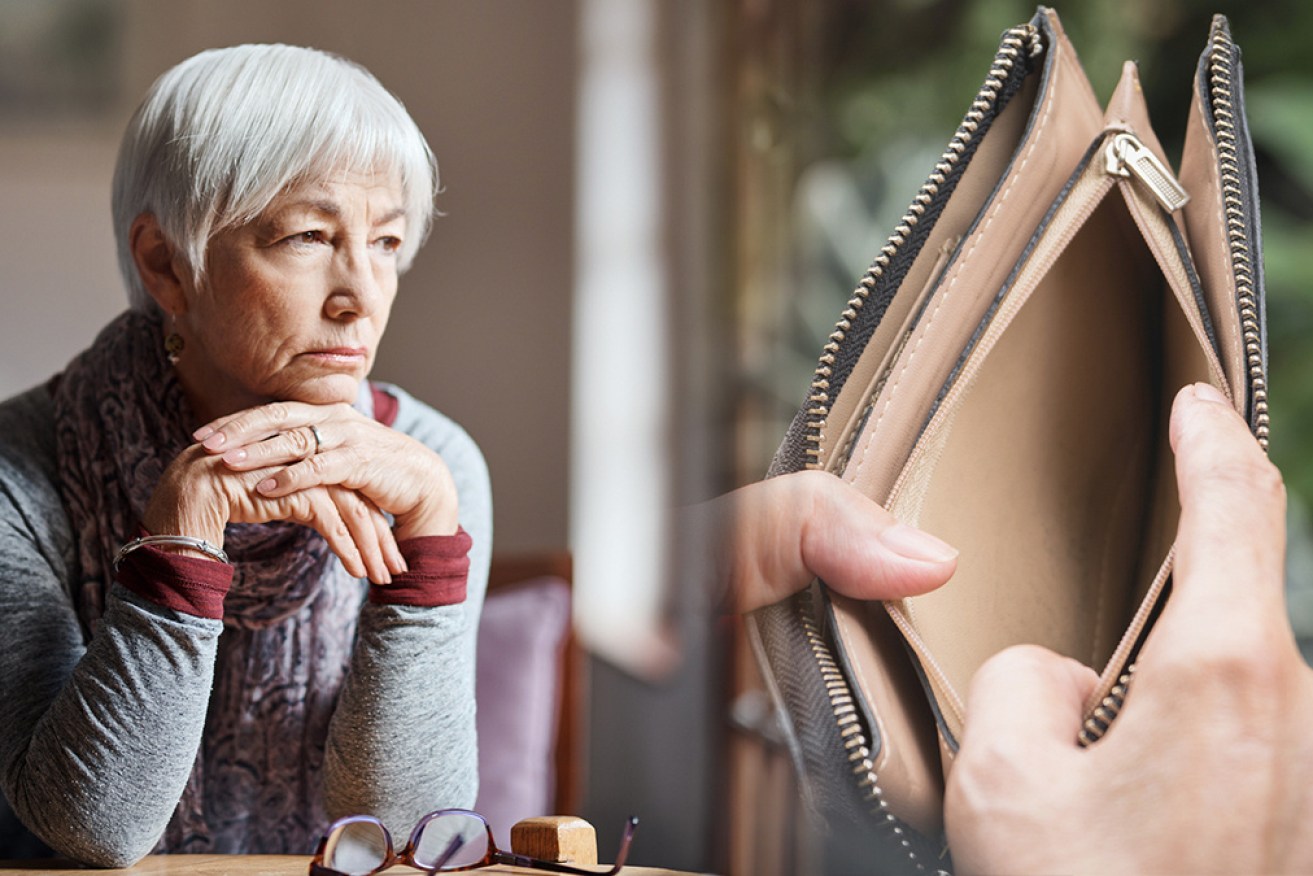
[847,46,1065,488]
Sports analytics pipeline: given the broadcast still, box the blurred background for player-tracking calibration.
[0,1,1308,874]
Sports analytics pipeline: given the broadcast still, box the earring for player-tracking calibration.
[165,316,185,366]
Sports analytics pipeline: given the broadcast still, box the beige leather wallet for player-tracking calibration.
[749,8,1268,872]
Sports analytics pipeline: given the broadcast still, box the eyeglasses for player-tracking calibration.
[310,809,639,875]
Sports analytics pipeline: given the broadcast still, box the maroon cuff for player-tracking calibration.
[115,543,234,620]
[370,527,472,608]
[371,383,399,427]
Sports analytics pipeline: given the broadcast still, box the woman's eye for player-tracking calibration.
[376,236,402,254]
[285,230,326,247]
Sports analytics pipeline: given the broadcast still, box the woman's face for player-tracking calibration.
[174,169,407,423]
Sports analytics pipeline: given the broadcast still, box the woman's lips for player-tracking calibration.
[302,347,368,367]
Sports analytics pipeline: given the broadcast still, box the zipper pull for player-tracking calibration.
[1104,132,1190,212]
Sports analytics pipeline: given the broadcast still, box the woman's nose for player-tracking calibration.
[325,243,385,320]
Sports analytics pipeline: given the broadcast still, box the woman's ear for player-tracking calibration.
[129,213,190,315]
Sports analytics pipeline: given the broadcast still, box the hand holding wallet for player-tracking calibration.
[748,8,1268,871]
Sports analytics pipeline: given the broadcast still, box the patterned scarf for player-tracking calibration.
[53,308,368,852]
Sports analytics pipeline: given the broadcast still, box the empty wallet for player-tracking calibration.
[748,7,1268,872]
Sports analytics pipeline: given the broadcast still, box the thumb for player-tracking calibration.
[959,644,1099,758]
[721,470,957,612]
[799,475,958,602]
[947,646,1099,872]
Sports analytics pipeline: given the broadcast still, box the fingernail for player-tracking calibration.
[880,523,958,563]
[203,432,226,451]
[222,449,247,464]
[256,478,277,494]
[193,426,215,441]
[1192,382,1227,405]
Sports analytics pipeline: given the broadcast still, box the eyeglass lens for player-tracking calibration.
[322,811,491,873]
[414,811,490,869]
[322,820,392,876]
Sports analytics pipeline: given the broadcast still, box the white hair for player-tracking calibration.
[112,44,438,309]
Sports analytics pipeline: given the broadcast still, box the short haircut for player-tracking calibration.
[112,43,438,309]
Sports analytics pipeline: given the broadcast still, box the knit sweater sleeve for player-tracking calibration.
[0,387,223,867]
[323,383,493,837]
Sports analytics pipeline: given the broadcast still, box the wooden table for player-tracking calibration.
[0,816,705,875]
[0,858,696,875]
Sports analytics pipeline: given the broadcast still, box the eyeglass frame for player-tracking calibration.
[309,808,639,876]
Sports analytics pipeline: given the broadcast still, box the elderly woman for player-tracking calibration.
[0,45,490,865]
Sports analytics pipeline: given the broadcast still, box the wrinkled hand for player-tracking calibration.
[699,468,958,613]
[142,399,458,585]
[192,401,459,544]
[143,444,404,583]
[945,383,1313,874]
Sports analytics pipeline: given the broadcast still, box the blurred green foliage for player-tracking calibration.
[790,0,1313,649]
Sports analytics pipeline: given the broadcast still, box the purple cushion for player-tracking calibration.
[474,577,571,841]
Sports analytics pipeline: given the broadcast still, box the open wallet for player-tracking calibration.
[747,7,1268,873]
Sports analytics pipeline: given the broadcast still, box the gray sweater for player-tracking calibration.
[0,381,491,866]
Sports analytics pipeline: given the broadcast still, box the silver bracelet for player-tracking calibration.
[113,535,230,571]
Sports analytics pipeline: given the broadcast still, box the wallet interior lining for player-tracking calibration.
[890,192,1216,708]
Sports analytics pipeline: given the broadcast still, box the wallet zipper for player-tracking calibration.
[802,22,1042,470]
[1079,665,1136,747]
[1071,135,1191,748]
[795,587,935,872]
[1206,17,1269,449]
[1105,132,1231,391]
[792,21,1043,869]
[1080,18,1268,748]
[1104,133,1190,212]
